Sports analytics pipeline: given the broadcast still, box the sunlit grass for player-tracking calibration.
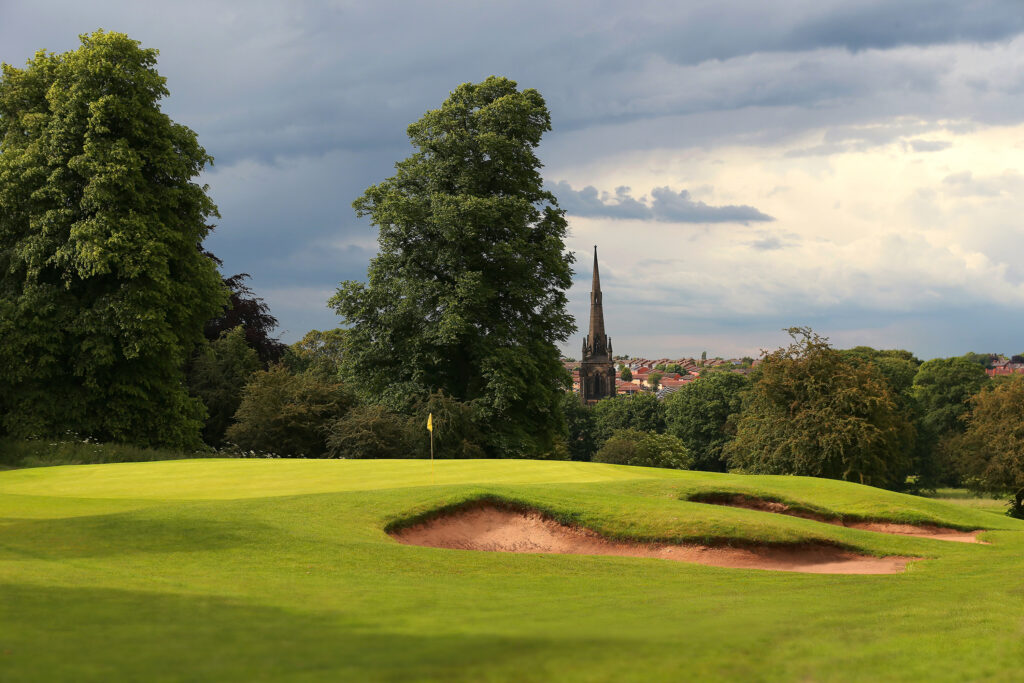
[2,458,1022,681]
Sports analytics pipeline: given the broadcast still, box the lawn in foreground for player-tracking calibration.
[1,459,1022,681]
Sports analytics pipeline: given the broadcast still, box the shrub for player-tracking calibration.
[408,391,487,459]
[325,405,414,459]
[0,435,211,469]
[226,366,353,457]
[594,429,693,470]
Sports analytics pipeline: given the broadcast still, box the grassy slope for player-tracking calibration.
[1,459,1022,682]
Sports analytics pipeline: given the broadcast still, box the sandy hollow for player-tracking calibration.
[389,504,918,575]
[693,494,987,544]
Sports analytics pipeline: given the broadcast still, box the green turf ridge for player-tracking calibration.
[3,458,1023,681]
[682,489,985,531]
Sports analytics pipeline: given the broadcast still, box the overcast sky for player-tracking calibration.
[4,1,1024,359]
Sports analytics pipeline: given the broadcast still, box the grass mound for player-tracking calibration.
[2,458,1022,681]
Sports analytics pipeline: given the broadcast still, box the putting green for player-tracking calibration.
[2,458,1022,681]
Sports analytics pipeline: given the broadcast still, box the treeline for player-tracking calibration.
[566,327,1024,514]
[2,34,1021,514]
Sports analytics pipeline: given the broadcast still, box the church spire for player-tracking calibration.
[580,245,614,404]
[589,245,606,342]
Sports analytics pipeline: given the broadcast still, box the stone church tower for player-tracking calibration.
[580,246,616,404]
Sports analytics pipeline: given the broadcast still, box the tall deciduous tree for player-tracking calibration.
[663,372,748,472]
[725,328,914,489]
[330,77,575,457]
[913,357,990,438]
[954,377,1024,515]
[0,31,225,448]
[187,327,260,447]
[591,393,665,447]
[912,356,990,485]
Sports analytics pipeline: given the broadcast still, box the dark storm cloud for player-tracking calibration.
[551,182,773,224]
[3,0,1024,350]
[784,0,1024,53]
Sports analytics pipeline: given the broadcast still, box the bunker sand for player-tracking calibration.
[390,504,917,574]
[694,494,987,543]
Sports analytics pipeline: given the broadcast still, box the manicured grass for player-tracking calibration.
[1,459,1022,681]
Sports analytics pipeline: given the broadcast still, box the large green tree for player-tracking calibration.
[913,357,990,437]
[663,372,748,472]
[725,328,914,489]
[953,377,1024,515]
[329,77,575,457]
[187,327,260,447]
[0,31,225,448]
[591,393,665,446]
[912,356,990,484]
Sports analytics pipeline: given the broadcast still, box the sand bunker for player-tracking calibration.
[390,504,917,574]
[692,494,986,544]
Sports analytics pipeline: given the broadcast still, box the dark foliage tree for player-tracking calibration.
[663,372,748,471]
[620,366,633,382]
[725,328,914,489]
[0,31,225,448]
[329,77,575,458]
[202,251,285,365]
[592,393,665,447]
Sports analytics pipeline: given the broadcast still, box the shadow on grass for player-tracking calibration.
[0,583,638,682]
[0,512,255,560]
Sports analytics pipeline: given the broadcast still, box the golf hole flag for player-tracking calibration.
[427,413,433,432]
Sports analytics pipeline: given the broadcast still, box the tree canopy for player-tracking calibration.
[0,31,224,448]
[725,328,913,489]
[592,393,665,447]
[954,377,1024,515]
[663,371,748,471]
[329,76,575,457]
[913,357,990,438]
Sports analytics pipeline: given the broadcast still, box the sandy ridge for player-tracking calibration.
[390,504,918,574]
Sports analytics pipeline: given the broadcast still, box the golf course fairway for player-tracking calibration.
[2,458,1022,681]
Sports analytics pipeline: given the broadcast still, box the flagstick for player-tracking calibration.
[430,426,434,485]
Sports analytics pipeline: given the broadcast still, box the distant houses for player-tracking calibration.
[986,356,1024,377]
[563,355,754,399]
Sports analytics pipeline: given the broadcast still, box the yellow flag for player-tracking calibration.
[427,413,433,432]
